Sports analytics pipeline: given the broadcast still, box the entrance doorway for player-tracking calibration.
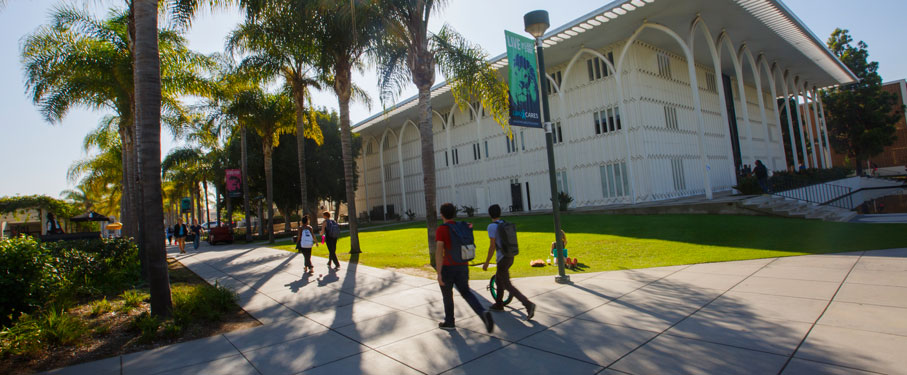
[510,180,523,212]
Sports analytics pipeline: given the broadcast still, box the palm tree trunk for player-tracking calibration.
[195,181,202,225]
[416,85,438,267]
[263,139,275,244]
[133,0,171,318]
[335,66,360,253]
[241,125,252,241]
[202,180,210,225]
[293,90,309,232]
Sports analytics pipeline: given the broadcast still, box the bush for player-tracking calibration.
[130,312,160,343]
[171,283,237,327]
[41,307,86,346]
[734,167,854,195]
[0,308,86,357]
[0,236,59,327]
[558,192,574,211]
[460,205,476,217]
[119,290,146,313]
[43,238,141,296]
[89,298,112,316]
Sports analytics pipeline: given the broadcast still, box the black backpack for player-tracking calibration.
[495,220,519,257]
[325,220,341,239]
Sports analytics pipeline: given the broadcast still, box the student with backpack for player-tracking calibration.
[435,202,494,332]
[319,211,341,270]
[297,215,318,273]
[482,204,536,319]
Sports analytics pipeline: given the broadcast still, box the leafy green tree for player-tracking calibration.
[374,0,510,264]
[822,28,903,175]
[227,89,296,243]
[229,3,325,231]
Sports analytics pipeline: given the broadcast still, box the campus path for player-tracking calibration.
[45,244,907,375]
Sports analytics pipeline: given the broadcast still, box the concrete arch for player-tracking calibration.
[780,70,801,168]
[378,128,399,220]
[397,120,420,216]
[808,86,827,168]
[738,44,772,161]
[689,15,738,187]
[618,21,712,199]
[361,136,380,216]
[716,31,754,168]
[799,81,819,168]
[758,57,787,169]
[791,76,811,168]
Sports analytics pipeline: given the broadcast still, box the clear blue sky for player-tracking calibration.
[1,0,905,198]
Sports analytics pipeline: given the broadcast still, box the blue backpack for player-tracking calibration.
[444,222,476,263]
[325,220,341,239]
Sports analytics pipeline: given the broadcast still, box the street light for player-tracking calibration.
[524,10,570,284]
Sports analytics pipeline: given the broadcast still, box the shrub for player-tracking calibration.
[405,209,416,220]
[0,236,59,327]
[41,307,86,346]
[89,298,112,316]
[171,283,237,327]
[119,290,146,313]
[130,312,159,342]
[558,192,574,211]
[734,167,854,195]
[43,238,141,296]
[0,308,86,357]
[460,205,476,217]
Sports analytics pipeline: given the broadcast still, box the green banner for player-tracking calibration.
[505,30,542,128]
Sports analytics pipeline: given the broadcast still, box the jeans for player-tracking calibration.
[439,265,485,324]
[757,177,771,193]
[325,237,339,267]
[193,233,200,249]
[495,256,530,306]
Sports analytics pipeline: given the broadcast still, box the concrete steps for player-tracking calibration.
[739,195,856,222]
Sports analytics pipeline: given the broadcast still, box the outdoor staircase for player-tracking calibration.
[739,195,858,222]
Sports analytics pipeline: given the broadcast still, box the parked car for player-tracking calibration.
[207,226,234,245]
[202,221,219,230]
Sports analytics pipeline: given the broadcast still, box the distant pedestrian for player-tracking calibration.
[173,217,188,254]
[166,226,173,245]
[297,215,317,274]
[754,160,770,193]
[482,204,536,320]
[190,219,203,250]
[435,202,494,332]
[320,211,341,270]
[798,163,806,173]
[742,164,752,177]
[46,212,63,234]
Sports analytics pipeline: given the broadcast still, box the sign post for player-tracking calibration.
[510,10,570,284]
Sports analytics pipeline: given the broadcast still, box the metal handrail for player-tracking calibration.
[822,184,907,210]
[771,179,854,209]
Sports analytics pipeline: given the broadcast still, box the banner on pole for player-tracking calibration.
[180,197,191,214]
[226,169,242,198]
[505,30,542,128]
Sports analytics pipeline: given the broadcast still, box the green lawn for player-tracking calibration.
[271,214,907,278]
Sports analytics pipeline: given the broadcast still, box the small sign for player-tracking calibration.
[226,169,242,198]
[180,197,191,214]
[505,30,542,128]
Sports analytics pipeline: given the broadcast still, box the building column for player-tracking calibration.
[791,79,810,168]
[781,74,800,169]
[817,92,833,166]
[445,108,456,205]
[810,88,826,169]
[766,65,786,170]
[397,128,407,217]
[800,83,819,168]
[379,137,387,220]
[362,146,368,221]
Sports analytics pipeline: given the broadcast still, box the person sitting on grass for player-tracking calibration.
[550,230,577,269]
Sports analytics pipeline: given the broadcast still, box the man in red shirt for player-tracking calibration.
[435,203,494,332]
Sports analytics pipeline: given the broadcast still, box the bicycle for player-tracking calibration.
[486,274,514,306]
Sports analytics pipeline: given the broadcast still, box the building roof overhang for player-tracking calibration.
[354,0,857,134]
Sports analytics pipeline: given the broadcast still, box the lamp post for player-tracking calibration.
[524,10,569,284]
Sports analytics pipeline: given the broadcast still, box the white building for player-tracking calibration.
[352,0,856,219]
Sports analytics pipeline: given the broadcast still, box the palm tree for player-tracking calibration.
[303,0,382,254]
[227,89,296,243]
[229,4,324,232]
[374,0,510,263]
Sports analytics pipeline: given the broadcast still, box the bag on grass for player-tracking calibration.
[495,220,519,257]
[445,222,476,262]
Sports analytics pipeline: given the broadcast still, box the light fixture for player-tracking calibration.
[523,10,550,38]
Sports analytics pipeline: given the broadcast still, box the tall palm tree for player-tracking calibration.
[374,0,510,264]
[305,0,381,253]
[229,5,324,231]
[227,89,296,243]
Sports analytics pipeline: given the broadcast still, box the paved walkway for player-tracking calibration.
[45,244,907,375]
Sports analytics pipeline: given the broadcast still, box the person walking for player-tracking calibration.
[166,225,173,245]
[173,217,188,254]
[754,160,770,193]
[482,204,536,320]
[297,215,317,274]
[435,203,494,332]
[319,211,341,270]
[190,219,203,250]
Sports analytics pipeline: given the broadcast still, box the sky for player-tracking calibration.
[1,0,905,198]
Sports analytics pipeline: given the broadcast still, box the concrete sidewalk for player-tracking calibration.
[44,244,907,375]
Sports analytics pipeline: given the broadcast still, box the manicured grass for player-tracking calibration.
[272,214,907,278]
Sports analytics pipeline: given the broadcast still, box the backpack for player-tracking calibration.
[495,220,519,257]
[444,222,476,263]
[325,220,340,239]
[298,228,314,248]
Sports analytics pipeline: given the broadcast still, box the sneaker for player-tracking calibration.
[525,302,536,321]
[482,311,495,333]
[438,322,456,330]
[488,303,504,312]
